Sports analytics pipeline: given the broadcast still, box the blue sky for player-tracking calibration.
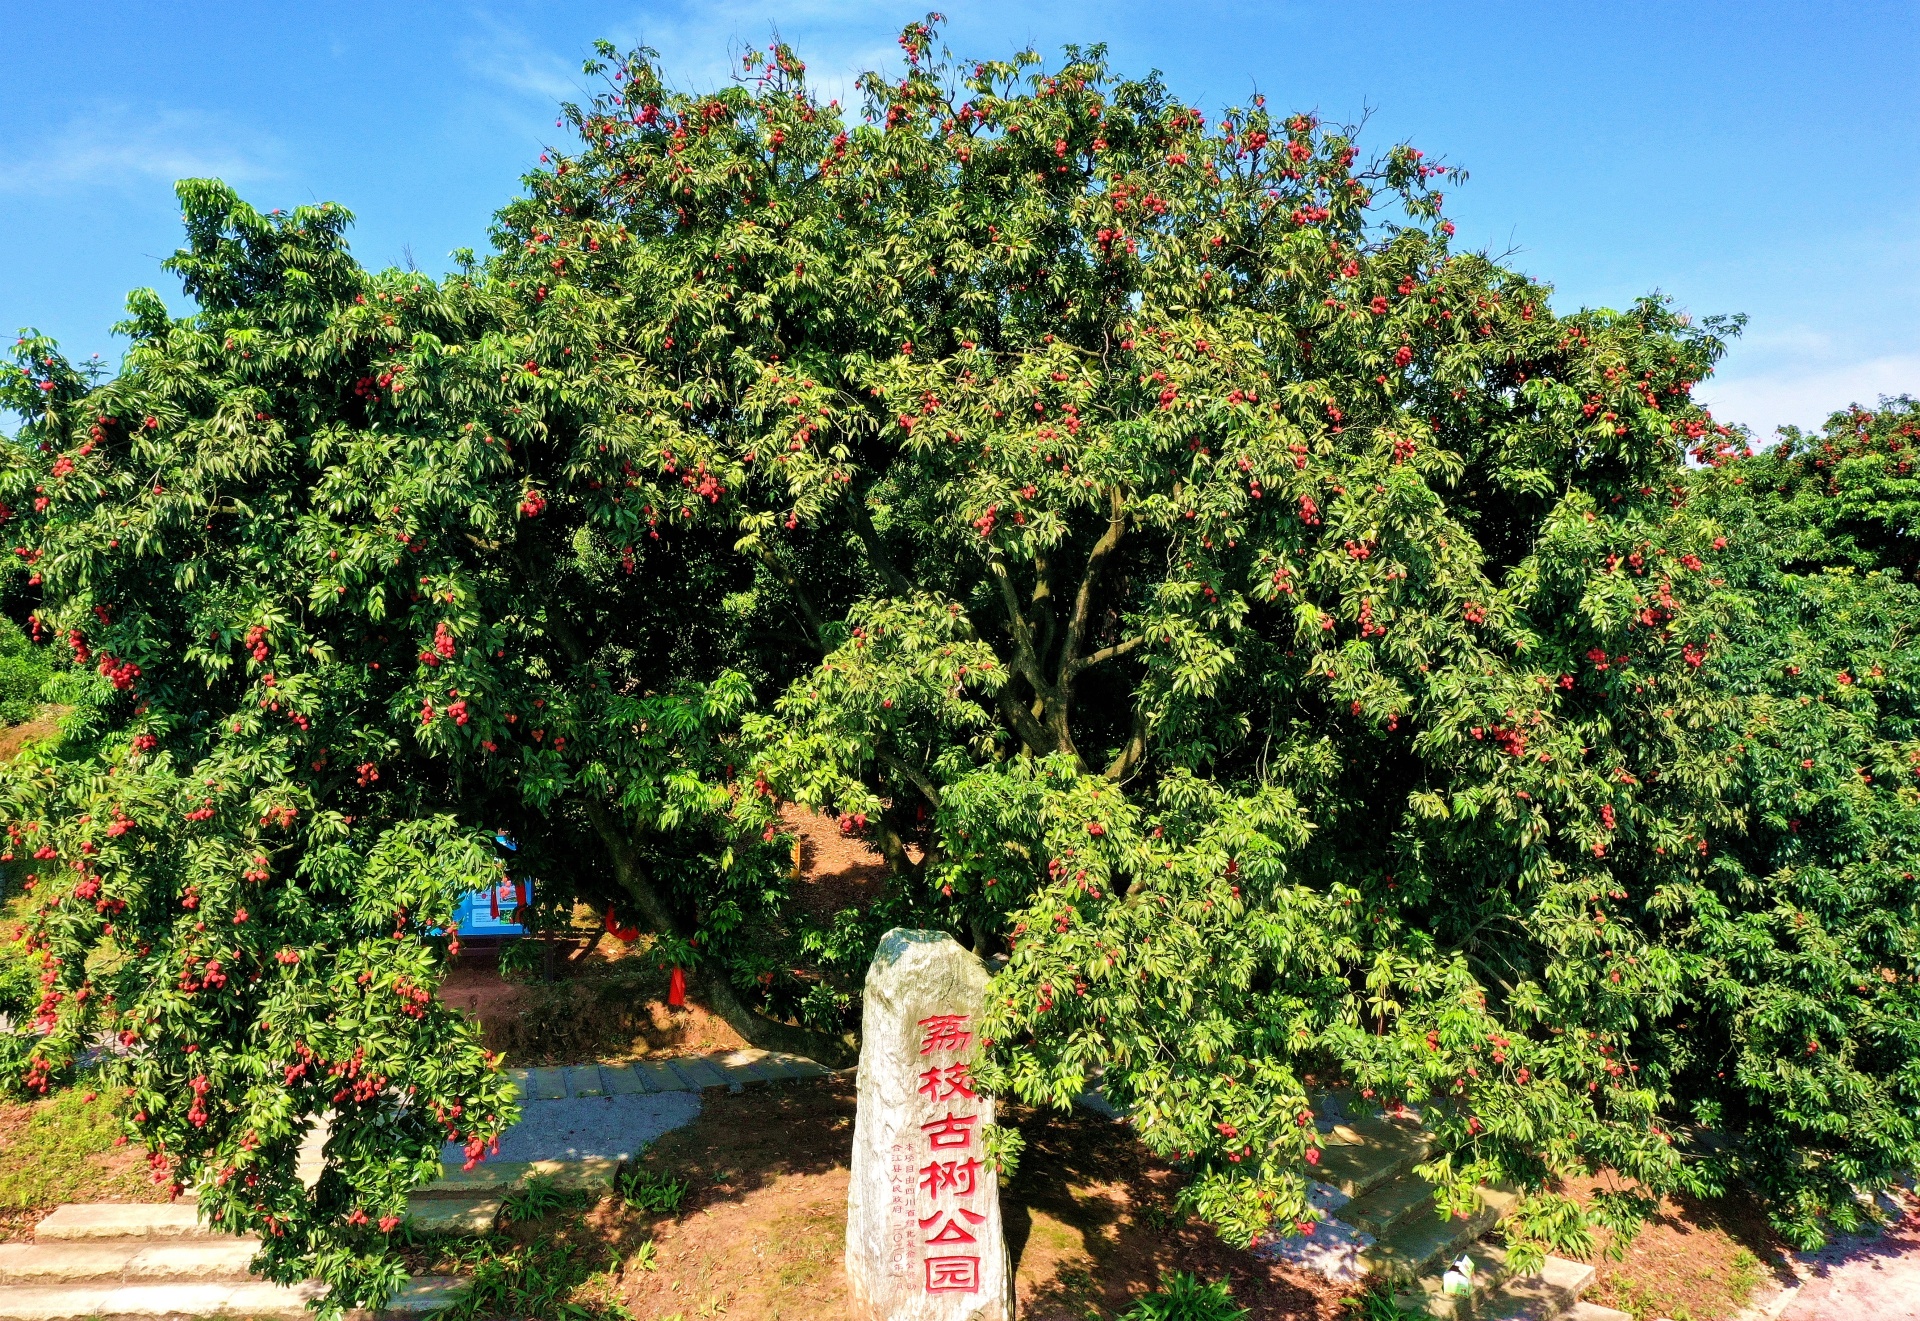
[3,1,1915,437]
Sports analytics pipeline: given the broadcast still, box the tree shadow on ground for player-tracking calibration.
[1001,1101,1349,1321]
[613,1078,1347,1320]
[1664,1186,1799,1287]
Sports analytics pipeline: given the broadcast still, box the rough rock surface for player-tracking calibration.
[845,930,1012,1321]
[1254,1181,1374,1282]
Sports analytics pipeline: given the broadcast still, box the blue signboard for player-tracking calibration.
[453,876,532,937]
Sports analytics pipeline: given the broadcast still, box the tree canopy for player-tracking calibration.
[1,19,1916,1308]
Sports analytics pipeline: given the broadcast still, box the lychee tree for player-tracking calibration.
[1679,400,1920,1243]
[479,20,1771,1260]
[3,16,1916,1304]
[0,180,845,1309]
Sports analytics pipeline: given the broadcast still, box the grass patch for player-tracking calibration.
[0,1085,151,1212]
[428,1235,628,1321]
[500,1172,594,1224]
[616,1165,689,1214]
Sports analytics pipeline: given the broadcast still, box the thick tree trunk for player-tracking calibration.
[582,800,857,1068]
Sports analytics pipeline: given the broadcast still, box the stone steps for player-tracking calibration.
[0,1205,461,1320]
[1315,1114,1433,1199]
[1359,1188,1512,1283]
[0,1049,838,1319]
[0,1276,462,1320]
[1391,1241,1613,1319]
[0,1240,260,1282]
[1289,1095,1621,1321]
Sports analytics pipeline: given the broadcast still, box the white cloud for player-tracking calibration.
[0,105,279,194]
[1699,353,1920,439]
[458,13,586,104]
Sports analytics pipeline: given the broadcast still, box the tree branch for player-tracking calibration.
[1072,633,1144,676]
[847,491,913,599]
[994,688,1055,757]
[871,808,925,885]
[989,551,1051,697]
[1104,704,1150,782]
[1058,486,1128,686]
[753,542,831,652]
[958,600,1060,756]
[877,747,943,809]
[582,797,854,1065]
[1029,549,1057,668]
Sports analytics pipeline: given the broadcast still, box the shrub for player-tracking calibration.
[617,1165,689,1214]
[0,616,47,727]
[1122,1271,1248,1321]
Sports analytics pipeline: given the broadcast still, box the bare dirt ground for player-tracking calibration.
[576,1075,1349,1321]
[433,806,886,1065]
[0,707,64,765]
[1559,1173,1787,1320]
[782,802,891,923]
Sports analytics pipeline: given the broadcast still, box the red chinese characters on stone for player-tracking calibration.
[919,1156,984,1199]
[916,1011,987,1298]
[926,1254,981,1293]
[921,1207,986,1244]
[921,1110,979,1150]
[918,1062,976,1102]
[918,1013,973,1055]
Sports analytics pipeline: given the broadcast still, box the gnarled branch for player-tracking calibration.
[1058,486,1128,687]
[1104,704,1150,782]
[583,797,855,1065]
[753,541,830,652]
[1072,633,1144,676]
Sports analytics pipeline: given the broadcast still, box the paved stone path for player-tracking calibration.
[478,1089,702,1164]
[446,1049,830,1166]
[505,1047,829,1102]
[1747,1191,1920,1321]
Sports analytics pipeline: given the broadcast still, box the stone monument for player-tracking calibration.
[845,929,1014,1321]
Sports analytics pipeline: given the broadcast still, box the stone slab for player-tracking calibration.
[845,929,1011,1321]
[1393,1236,1514,1317]
[374,1276,466,1315]
[1338,1169,1436,1238]
[33,1204,208,1242]
[752,1052,803,1081]
[423,1157,622,1193]
[1363,1199,1500,1286]
[563,1065,606,1097]
[526,1067,569,1101]
[0,1279,324,1320]
[508,1068,533,1100]
[634,1059,689,1093]
[666,1056,729,1090]
[1476,1255,1598,1321]
[1565,1305,1632,1321]
[0,1245,140,1282]
[122,1242,260,1281]
[602,1064,648,1096]
[717,1049,774,1083]
[439,1090,701,1170]
[1315,1121,1429,1198]
[404,1197,500,1234]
